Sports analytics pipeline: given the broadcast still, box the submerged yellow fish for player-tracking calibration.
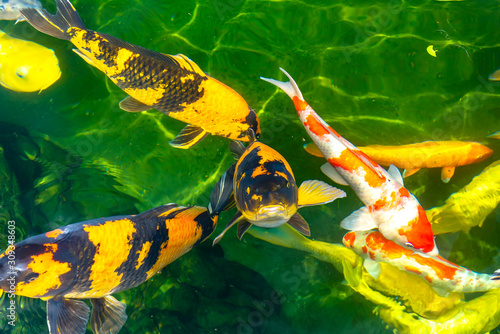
[248,224,500,334]
[427,160,500,235]
[0,30,61,92]
[304,140,493,182]
[21,0,260,148]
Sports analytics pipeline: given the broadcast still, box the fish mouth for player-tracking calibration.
[246,205,291,227]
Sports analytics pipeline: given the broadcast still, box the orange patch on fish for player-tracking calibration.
[135,241,152,270]
[83,218,136,296]
[292,96,308,112]
[398,206,435,253]
[45,229,63,239]
[343,231,356,247]
[403,266,422,276]
[398,187,410,198]
[328,151,386,188]
[304,114,331,137]
[15,252,71,297]
[146,207,207,279]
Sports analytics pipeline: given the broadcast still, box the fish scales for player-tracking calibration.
[69,29,205,112]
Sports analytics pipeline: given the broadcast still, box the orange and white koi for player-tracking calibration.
[261,68,438,255]
[343,230,500,294]
[304,140,493,183]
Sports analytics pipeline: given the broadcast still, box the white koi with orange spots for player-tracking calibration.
[343,230,500,293]
[261,68,438,255]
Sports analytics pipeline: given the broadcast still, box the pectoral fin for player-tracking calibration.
[402,168,420,178]
[208,164,236,216]
[441,166,455,183]
[73,49,98,68]
[297,180,346,208]
[363,258,382,280]
[229,140,246,160]
[47,297,90,334]
[119,96,151,112]
[320,163,349,186]
[169,125,208,149]
[303,142,324,158]
[212,211,243,245]
[90,296,127,334]
[388,164,404,185]
[237,220,252,240]
[287,212,310,236]
[340,206,377,231]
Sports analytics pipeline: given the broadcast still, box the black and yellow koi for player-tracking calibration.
[20,0,260,149]
[210,130,346,244]
[0,204,218,334]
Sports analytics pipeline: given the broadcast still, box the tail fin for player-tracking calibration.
[260,68,304,101]
[20,0,85,40]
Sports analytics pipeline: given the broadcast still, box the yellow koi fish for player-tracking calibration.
[304,140,493,183]
[427,160,500,235]
[0,30,60,92]
[210,129,345,243]
[21,0,260,148]
[0,204,219,334]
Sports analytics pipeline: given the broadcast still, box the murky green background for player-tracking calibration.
[0,0,499,333]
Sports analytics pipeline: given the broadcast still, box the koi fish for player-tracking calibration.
[304,140,493,183]
[0,30,61,92]
[0,203,218,334]
[343,230,500,295]
[20,0,260,149]
[427,160,500,235]
[0,0,41,21]
[210,129,345,244]
[261,68,438,255]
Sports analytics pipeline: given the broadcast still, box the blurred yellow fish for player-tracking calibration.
[426,160,500,235]
[0,30,61,92]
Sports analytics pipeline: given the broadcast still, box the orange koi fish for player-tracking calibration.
[261,68,438,255]
[304,141,493,183]
[0,204,218,334]
[21,0,260,149]
[210,129,345,244]
[343,230,500,294]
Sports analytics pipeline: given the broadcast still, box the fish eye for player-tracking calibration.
[405,242,414,248]
[16,67,28,79]
[25,272,39,283]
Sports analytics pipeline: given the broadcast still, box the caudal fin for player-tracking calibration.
[260,68,304,101]
[20,0,85,40]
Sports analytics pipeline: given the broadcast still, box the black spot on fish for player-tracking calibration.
[243,108,260,139]
[192,210,217,248]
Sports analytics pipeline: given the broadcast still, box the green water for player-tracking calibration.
[0,0,499,332]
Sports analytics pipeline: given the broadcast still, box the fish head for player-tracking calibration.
[0,39,61,92]
[397,206,439,256]
[342,231,357,249]
[471,144,493,163]
[0,239,74,297]
[236,172,298,226]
